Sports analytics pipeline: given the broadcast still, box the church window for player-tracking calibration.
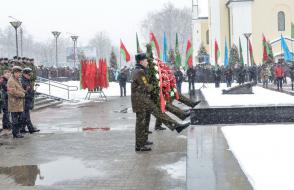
[278,11,285,31]
[206,30,209,44]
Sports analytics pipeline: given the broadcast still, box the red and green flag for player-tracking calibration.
[262,34,270,63]
[214,39,220,65]
[239,38,244,65]
[120,40,130,62]
[249,39,255,65]
[185,39,193,70]
[150,32,160,58]
[175,33,181,68]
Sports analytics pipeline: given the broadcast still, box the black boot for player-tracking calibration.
[13,133,24,138]
[175,122,191,133]
[155,125,166,130]
[145,141,153,145]
[29,127,40,134]
[183,110,191,119]
[191,100,201,108]
[135,146,152,151]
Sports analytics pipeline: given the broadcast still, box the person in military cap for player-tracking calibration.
[131,53,190,152]
[20,68,40,134]
[7,66,26,138]
[0,69,12,132]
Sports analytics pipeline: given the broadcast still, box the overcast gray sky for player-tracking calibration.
[0,0,208,53]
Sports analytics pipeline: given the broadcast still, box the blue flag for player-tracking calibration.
[224,38,229,67]
[281,35,293,61]
[162,32,168,62]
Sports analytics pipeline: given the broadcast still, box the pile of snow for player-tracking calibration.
[222,125,294,190]
[201,84,294,107]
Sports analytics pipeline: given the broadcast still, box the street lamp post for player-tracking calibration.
[10,21,22,57]
[71,36,78,68]
[244,33,252,66]
[52,31,61,67]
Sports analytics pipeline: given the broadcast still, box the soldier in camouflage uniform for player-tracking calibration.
[154,93,201,130]
[131,53,190,152]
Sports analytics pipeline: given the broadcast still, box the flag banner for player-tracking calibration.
[224,38,229,67]
[162,32,168,62]
[281,35,293,62]
[239,38,244,65]
[291,23,294,39]
[214,39,220,65]
[120,40,130,62]
[150,32,161,58]
[185,39,193,70]
[136,33,142,53]
[249,39,255,65]
[175,33,182,68]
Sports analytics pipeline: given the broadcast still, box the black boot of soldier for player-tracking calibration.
[183,110,191,119]
[191,100,201,108]
[135,146,152,152]
[155,125,166,130]
[175,122,191,133]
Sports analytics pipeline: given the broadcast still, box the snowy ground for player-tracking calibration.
[201,83,294,107]
[36,81,192,101]
[222,125,294,190]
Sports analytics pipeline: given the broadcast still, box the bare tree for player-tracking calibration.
[88,31,112,59]
[141,3,192,54]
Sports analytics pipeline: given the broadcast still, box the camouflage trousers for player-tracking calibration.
[135,98,178,147]
[155,94,194,127]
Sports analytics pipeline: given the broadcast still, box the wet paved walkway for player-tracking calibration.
[0,97,187,190]
[0,94,253,190]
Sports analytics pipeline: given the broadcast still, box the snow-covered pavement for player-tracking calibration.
[222,124,294,190]
[201,84,294,107]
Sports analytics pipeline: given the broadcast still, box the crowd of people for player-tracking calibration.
[36,66,80,81]
[0,57,40,138]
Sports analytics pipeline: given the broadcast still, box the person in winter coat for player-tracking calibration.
[260,65,270,88]
[7,66,25,138]
[174,68,184,94]
[20,68,40,134]
[118,67,128,97]
[274,63,285,91]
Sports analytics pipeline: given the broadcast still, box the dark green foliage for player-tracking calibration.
[229,44,240,68]
[110,49,118,70]
[146,44,160,105]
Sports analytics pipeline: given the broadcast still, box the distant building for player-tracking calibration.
[192,0,294,65]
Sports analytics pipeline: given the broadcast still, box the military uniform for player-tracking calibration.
[132,63,179,147]
[0,75,12,129]
[155,94,200,129]
[20,68,39,134]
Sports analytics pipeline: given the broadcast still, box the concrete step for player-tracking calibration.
[34,99,55,107]
[34,96,48,103]
[33,100,62,111]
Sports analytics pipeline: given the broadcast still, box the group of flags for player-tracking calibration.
[216,33,294,68]
[120,32,193,70]
[80,59,109,90]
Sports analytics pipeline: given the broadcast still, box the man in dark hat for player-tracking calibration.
[131,53,190,151]
[20,68,40,134]
[7,66,25,138]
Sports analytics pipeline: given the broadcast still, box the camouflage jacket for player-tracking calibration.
[131,64,153,113]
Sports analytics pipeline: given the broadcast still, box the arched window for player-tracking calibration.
[278,11,285,31]
[206,30,209,45]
